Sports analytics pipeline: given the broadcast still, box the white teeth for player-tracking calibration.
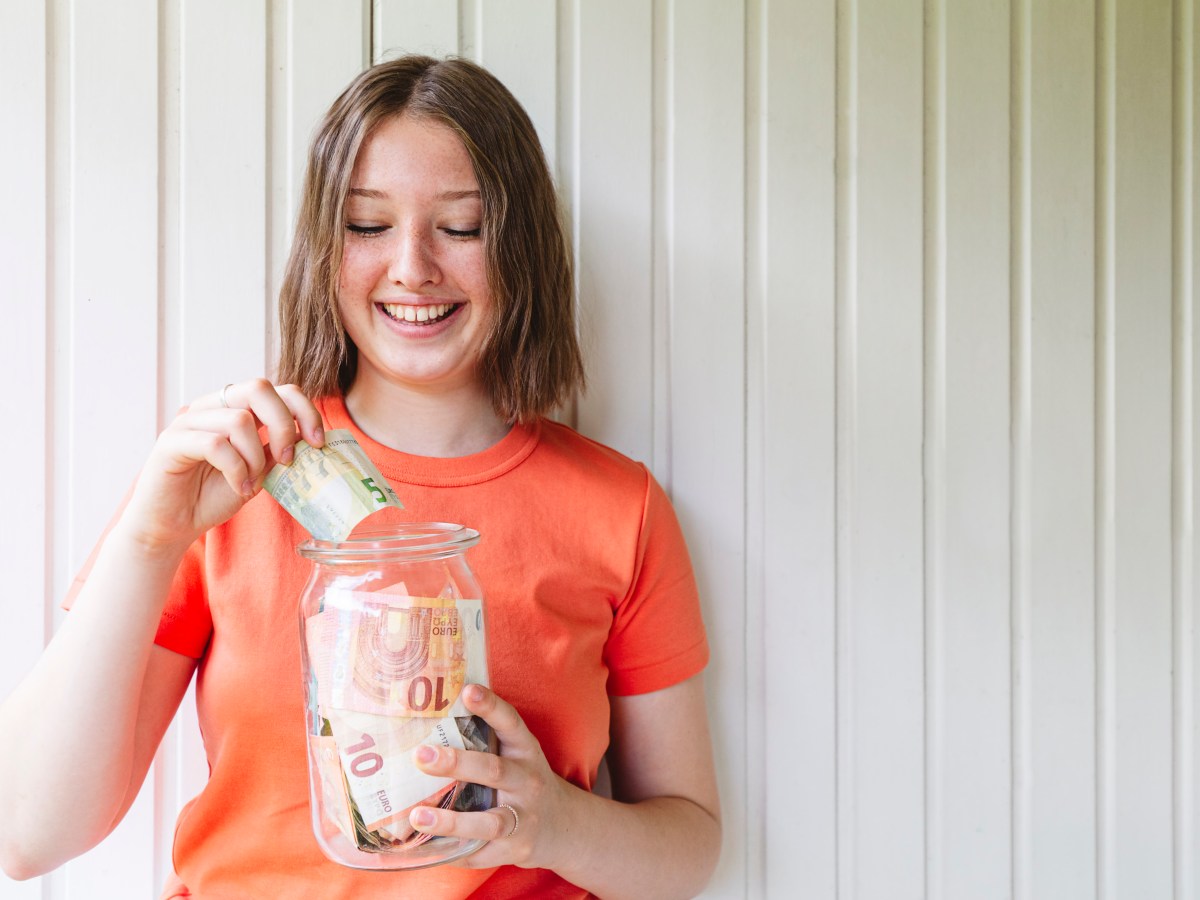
[382,302,454,324]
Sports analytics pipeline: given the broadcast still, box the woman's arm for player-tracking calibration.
[409,674,722,899]
[0,535,198,878]
[0,379,324,879]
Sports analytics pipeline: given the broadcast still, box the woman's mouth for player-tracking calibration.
[378,301,461,325]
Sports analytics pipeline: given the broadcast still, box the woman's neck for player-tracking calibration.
[343,377,511,458]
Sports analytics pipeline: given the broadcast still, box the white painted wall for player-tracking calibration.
[1,1,1197,897]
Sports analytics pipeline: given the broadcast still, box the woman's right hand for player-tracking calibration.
[120,379,325,554]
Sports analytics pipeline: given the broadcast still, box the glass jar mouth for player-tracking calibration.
[296,522,480,563]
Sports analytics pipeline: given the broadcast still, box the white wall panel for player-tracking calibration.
[4,3,1200,899]
[473,0,557,175]
[1110,2,1175,896]
[1186,2,1200,896]
[54,0,161,896]
[838,0,925,895]
[178,1,269,395]
[0,0,50,687]
[749,0,838,896]
[375,0,459,60]
[270,0,368,346]
[1022,1,1098,897]
[0,6,50,898]
[663,2,747,895]
[930,0,1012,897]
[573,0,655,465]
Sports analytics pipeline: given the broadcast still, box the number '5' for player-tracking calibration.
[361,477,387,505]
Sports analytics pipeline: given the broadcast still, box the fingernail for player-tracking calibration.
[412,808,435,828]
[241,479,255,498]
[466,684,485,703]
[314,426,324,445]
[415,745,437,764]
[281,445,294,466]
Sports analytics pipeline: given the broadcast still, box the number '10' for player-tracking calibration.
[408,675,452,712]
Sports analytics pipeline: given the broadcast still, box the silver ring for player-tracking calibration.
[497,803,519,838]
[219,383,233,408]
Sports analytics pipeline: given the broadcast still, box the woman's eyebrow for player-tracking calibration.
[437,189,481,201]
[347,187,480,201]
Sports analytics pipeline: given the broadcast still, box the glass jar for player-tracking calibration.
[296,523,496,870]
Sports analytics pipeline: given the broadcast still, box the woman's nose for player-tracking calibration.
[386,227,440,289]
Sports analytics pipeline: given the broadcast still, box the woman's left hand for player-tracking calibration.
[407,683,573,870]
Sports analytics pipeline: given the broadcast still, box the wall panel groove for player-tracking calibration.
[922,0,947,894]
[1094,1,1117,896]
[835,0,859,893]
[1173,4,1197,898]
[1010,0,1034,895]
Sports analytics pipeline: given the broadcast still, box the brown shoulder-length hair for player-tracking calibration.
[275,55,584,423]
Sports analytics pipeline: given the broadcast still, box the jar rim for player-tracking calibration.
[296,522,480,562]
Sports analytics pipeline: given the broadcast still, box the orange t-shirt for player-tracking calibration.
[70,397,709,898]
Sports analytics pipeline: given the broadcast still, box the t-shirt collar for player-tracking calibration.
[315,395,540,488]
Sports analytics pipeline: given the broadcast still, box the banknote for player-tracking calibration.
[306,592,488,718]
[311,718,461,852]
[310,733,356,842]
[325,708,466,833]
[264,429,403,541]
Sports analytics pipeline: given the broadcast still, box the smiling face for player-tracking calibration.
[337,113,493,401]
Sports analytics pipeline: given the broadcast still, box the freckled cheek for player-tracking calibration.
[338,248,375,297]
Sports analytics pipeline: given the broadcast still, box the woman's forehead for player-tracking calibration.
[349,114,477,194]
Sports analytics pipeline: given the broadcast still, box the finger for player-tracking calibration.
[228,378,309,466]
[174,408,269,484]
[409,805,515,845]
[273,383,325,448]
[188,383,238,413]
[186,379,325,462]
[459,685,538,754]
[412,743,511,791]
[155,427,255,498]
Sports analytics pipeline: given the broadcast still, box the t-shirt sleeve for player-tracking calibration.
[603,469,710,696]
[62,495,214,660]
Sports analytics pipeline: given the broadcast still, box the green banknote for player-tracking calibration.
[264,429,403,540]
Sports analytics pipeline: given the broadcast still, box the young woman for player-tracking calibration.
[0,55,720,898]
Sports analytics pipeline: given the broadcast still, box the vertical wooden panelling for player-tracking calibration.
[572,0,654,464]
[474,1,557,175]
[1184,0,1200,896]
[748,0,838,896]
[0,0,49,686]
[838,0,925,896]
[374,0,459,59]
[268,0,367,358]
[56,0,160,896]
[931,0,1012,897]
[662,1,747,895]
[1024,1,1097,897]
[155,0,271,887]
[154,1,198,881]
[1095,3,1118,892]
[41,4,73,897]
[8,4,1200,899]
[178,1,268,396]
[1112,2,1175,896]
[1010,2,1033,892]
[0,5,49,897]
[651,2,672,483]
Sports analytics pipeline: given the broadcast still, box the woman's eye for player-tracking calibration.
[443,227,482,239]
[346,223,388,237]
